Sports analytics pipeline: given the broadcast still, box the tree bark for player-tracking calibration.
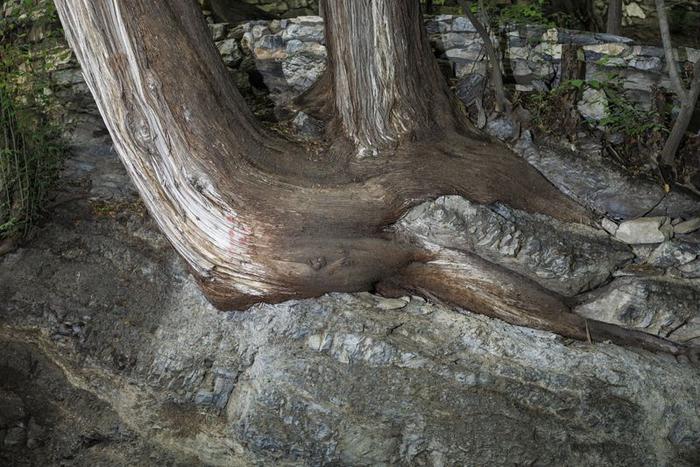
[323,0,463,153]
[606,0,623,35]
[53,0,694,357]
[655,0,700,167]
[458,0,508,113]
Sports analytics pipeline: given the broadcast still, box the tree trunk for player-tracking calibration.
[323,0,463,152]
[655,0,700,167]
[459,0,509,114]
[606,0,623,35]
[53,0,693,357]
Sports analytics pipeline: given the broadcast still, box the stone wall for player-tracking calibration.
[235,0,318,17]
[231,15,698,118]
[10,5,698,131]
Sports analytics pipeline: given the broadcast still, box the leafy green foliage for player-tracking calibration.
[497,0,555,27]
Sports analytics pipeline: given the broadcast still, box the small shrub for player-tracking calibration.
[0,87,65,242]
[1,0,67,244]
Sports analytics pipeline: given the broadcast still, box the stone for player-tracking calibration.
[455,73,486,106]
[451,16,476,33]
[601,218,618,236]
[285,39,326,57]
[281,53,326,92]
[216,38,243,67]
[615,217,671,244]
[292,111,325,138]
[577,88,609,122]
[281,23,324,42]
[628,56,663,72]
[514,134,700,220]
[395,196,634,296]
[485,116,518,141]
[646,239,700,278]
[208,23,227,41]
[675,218,700,235]
[584,42,630,57]
[575,276,700,344]
[433,32,471,51]
[625,2,646,19]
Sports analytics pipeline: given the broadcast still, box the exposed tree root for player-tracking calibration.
[54,0,696,360]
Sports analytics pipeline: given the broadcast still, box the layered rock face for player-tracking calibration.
[0,94,698,467]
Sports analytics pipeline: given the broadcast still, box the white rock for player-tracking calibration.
[577,88,609,122]
[624,2,646,19]
[601,218,618,236]
[615,217,671,244]
[674,217,700,235]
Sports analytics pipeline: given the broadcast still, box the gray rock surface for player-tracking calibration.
[616,217,672,244]
[645,238,700,278]
[395,196,634,296]
[1,115,699,465]
[675,217,700,235]
[514,132,700,219]
[575,276,700,345]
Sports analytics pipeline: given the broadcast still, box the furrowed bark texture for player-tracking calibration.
[323,0,464,152]
[606,0,623,35]
[53,0,694,357]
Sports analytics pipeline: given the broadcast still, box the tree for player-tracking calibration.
[458,0,509,114]
[606,0,623,35]
[53,0,691,357]
[655,0,700,169]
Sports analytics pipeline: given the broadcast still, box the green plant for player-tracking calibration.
[0,87,65,241]
[0,0,68,243]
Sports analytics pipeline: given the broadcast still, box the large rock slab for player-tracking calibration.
[395,195,634,296]
[514,133,700,220]
[575,276,700,345]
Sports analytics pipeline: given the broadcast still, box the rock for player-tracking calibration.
[455,73,486,106]
[2,129,700,465]
[395,196,634,296]
[451,16,476,33]
[216,38,243,67]
[281,53,326,92]
[281,23,324,43]
[292,111,325,138]
[616,217,671,244]
[208,23,227,41]
[645,239,700,279]
[601,217,618,235]
[577,88,609,122]
[485,116,518,141]
[575,276,700,345]
[514,134,700,219]
[675,218,700,235]
[625,2,646,19]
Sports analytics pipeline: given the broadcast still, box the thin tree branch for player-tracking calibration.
[660,58,700,166]
[655,0,686,99]
[458,0,508,114]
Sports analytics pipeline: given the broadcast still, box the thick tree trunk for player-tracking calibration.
[53,0,693,357]
[323,0,463,153]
